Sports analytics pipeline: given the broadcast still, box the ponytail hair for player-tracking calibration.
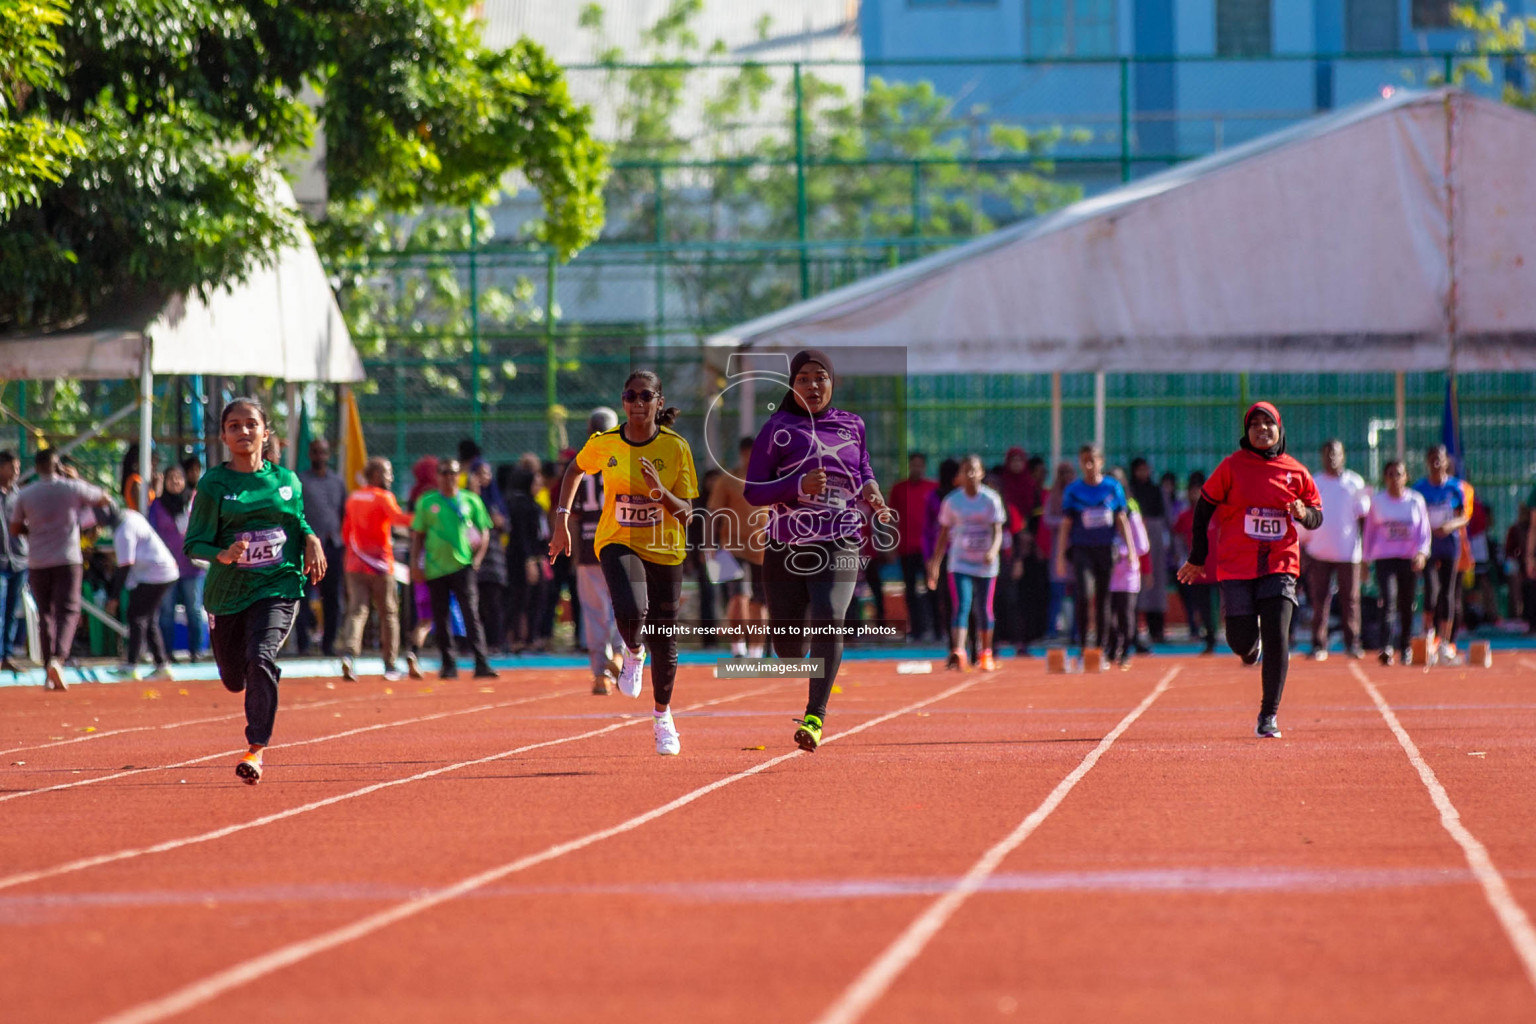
[625,370,681,428]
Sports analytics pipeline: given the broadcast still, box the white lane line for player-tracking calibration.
[1519,658,1536,673]
[813,665,1181,1024]
[1349,662,1536,994]
[0,692,410,757]
[0,689,579,804]
[0,683,778,893]
[93,676,990,1024]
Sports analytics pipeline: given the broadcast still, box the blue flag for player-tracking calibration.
[1440,378,1463,476]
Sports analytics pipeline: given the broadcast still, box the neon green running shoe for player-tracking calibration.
[792,715,823,752]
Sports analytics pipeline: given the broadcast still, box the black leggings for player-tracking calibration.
[1178,582,1217,647]
[1105,591,1134,662]
[1423,555,1460,633]
[765,539,860,722]
[1225,597,1294,718]
[126,581,172,667]
[1375,558,1418,653]
[599,544,682,706]
[1070,545,1113,648]
[210,598,298,747]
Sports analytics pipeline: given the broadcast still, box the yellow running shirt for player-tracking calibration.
[575,424,699,565]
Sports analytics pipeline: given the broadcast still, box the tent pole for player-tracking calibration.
[285,382,301,471]
[739,373,756,436]
[1050,373,1062,470]
[1394,373,1406,461]
[139,345,153,511]
[1093,372,1106,452]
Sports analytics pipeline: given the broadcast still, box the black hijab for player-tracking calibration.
[782,349,835,417]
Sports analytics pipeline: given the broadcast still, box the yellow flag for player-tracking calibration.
[340,387,368,491]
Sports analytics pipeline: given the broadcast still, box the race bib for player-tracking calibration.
[803,472,854,510]
[1243,507,1288,541]
[237,527,287,568]
[960,526,992,553]
[1384,520,1412,542]
[614,494,661,527]
[1080,506,1113,530]
[1427,503,1453,529]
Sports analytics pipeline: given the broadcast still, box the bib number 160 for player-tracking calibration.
[1244,511,1286,540]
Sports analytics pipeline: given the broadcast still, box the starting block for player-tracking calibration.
[1467,641,1493,668]
[1082,648,1106,673]
[1046,648,1068,674]
[1410,637,1433,668]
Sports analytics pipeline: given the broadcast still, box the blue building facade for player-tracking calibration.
[861,0,1525,178]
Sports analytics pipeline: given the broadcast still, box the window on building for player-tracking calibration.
[1024,0,1117,57]
[1216,0,1272,56]
[1346,0,1399,52]
[1410,0,1454,29]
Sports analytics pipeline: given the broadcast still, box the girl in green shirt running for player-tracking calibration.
[184,397,326,784]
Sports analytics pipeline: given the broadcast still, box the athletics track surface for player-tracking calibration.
[2,654,1534,1023]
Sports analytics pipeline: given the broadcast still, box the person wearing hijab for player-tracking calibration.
[1177,402,1323,739]
[743,349,892,752]
[148,464,207,661]
[1128,457,1169,645]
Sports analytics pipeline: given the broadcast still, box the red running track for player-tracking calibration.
[1,655,1534,1023]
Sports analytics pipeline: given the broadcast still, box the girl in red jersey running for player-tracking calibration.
[1176,402,1322,738]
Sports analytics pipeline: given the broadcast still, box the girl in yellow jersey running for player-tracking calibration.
[550,370,699,755]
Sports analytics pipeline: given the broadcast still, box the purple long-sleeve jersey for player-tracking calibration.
[743,402,876,545]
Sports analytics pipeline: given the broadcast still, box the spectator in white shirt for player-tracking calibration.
[1301,440,1371,660]
[105,507,179,680]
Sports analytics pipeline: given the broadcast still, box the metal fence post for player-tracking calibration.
[468,204,483,446]
[1119,57,1132,183]
[654,163,666,340]
[16,381,26,456]
[394,362,406,478]
[911,161,923,237]
[546,252,558,459]
[794,62,810,299]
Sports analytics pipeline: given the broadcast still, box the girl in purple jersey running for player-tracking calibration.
[743,349,892,752]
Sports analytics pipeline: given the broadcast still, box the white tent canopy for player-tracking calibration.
[0,178,363,493]
[0,181,363,384]
[708,88,1536,375]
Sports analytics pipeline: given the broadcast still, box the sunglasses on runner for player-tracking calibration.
[622,389,658,403]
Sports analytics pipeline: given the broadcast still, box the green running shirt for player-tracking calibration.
[185,462,315,615]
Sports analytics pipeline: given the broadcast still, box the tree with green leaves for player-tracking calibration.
[0,0,609,335]
[582,0,1083,329]
[1451,2,1536,111]
[0,0,84,218]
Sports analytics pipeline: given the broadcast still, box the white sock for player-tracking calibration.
[746,644,765,658]
[653,708,671,719]
[731,640,747,657]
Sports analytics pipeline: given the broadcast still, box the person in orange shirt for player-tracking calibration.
[339,457,414,681]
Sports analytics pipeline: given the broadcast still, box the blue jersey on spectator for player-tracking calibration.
[1062,478,1127,547]
[1412,476,1465,561]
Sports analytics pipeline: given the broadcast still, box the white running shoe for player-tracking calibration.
[746,644,765,659]
[617,644,647,698]
[382,667,404,682]
[45,660,67,691]
[653,711,681,756]
[730,640,748,657]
